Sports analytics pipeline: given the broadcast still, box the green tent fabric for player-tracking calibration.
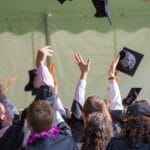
[0,0,150,109]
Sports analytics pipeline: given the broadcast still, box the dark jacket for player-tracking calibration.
[70,101,123,142]
[0,119,24,150]
[26,134,78,150]
[106,137,150,150]
[70,100,84,142]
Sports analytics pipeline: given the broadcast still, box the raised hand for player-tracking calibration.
[36,45,54,67]
[74,53,91,80]
[108,55,120,79]
[38,45,54,57]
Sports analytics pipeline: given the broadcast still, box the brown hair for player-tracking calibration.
[81,112,113,150]
[83,95,112,124]
[122,115,150,144]
[27,100,54,132]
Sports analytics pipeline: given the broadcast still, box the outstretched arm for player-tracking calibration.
[74,53,91,81]
[108,55,123,110]
[73,53,91,106]
[71,53,91,142]
[34,46,54,88]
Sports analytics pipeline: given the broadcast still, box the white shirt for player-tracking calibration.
[109,80,123,110]
[73,79,86,106]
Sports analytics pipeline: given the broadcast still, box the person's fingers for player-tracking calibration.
[47,49,54,56]
[115,55,120,66]
[44,45,51,49]
[87,59,91,68]
[108,67,112,73]
[74,53,80,64]
[78,53,84,63]
[87,59,91,71]
[39,45,51,51]
[77,53,83,63]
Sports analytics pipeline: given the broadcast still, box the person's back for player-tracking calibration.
[107,101,150,150]
[0,102,24,150]
[27,133,77,150]
[0,121,24,150]
[107,137,150,150]
[26,100,78,150]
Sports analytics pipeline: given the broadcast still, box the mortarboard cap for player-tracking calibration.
[57,0,73,4]
[117,47,144,76]
[91,0,112,24]
[57,0,66,4]
[127,100,150,116]
[24,69,37,92]
[122,87,142,106]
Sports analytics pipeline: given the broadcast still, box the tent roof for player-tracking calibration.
[0,0,149,16]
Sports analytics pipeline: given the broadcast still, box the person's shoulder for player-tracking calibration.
[50,134,78,150]
[0,98,18,113]
[27,134,78,150]
[106,137,128,150]
[57,133,78,144]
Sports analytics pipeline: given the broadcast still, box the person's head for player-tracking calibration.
[122,115,150,144]
[27,100,54,132]
[81,112,113,150]
[82,95,112,127]
[122,99,150,144]
[126,99,150,116]
[0,103,6,128]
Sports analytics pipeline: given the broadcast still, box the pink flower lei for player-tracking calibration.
[27,126,61,145]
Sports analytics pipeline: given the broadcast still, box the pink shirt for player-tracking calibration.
[33,65,54,88]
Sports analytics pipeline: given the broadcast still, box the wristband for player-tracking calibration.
[108,77,115,80]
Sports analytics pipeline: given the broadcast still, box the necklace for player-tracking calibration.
[27,126,60,145]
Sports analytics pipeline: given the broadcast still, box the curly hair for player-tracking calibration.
[81,112,113,150]
[122,115,150,145]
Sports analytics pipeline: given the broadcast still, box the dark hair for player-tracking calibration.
[122,115,150,144]
[27,100,54,132]
[81,112,112,150]
[83,95,112,123]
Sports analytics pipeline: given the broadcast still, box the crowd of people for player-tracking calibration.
[0,46,150,150]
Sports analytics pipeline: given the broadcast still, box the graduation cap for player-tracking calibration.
[127,100,150,116]
[57,0,66,4]
[91,0,112,24]
[24,69,37,92]
[116,47,144,76]
[57,0,72,4]
[122,88,142,106]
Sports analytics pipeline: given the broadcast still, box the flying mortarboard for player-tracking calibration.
[116,47,144,76]
[58,0,66,4]
[91,0,112,24]
[57,0,72,4]
[122,87,142,106]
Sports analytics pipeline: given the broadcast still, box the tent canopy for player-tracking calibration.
[0,0,150,109]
